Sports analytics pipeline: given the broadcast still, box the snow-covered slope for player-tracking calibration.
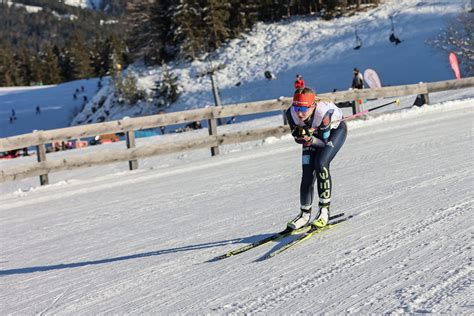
[63,0,102,10]
[0,79,100,138]
[1,0,471,139]
[0,99,472,313]
[6,1,42,13]
[130,0,470,113]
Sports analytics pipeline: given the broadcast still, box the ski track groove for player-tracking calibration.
[224,200,472,314]
[393,264,473,313]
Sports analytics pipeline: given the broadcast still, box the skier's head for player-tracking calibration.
[292,87,316,119]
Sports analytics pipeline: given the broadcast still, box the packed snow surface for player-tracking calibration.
[0,99,472,313]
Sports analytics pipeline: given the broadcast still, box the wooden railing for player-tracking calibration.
[1,77,473,184]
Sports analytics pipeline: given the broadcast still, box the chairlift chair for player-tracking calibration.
[353,29,362,50]
[389,16,402,45]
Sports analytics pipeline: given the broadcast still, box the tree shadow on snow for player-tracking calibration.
[0,237,254,277]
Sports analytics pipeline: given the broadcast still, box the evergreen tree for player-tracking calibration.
[126,0,172,65]
[29,55,44,85]
[0,45,20,86]
[15,45,32,86]
[202,0,231,51]
[171,0,205,61]
[55,45,73,82]
[152,63,180,109]
[228,0,259,37]
[121,72,144,104]
[40,45,62,84]
[67,31,94,80]
[90,34,105,77]
[259,0,284,22]
[107,34,127,73]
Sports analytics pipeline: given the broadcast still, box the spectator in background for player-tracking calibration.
[36,106,41,114]
[351,68,364,89]
[175,121,202,133]
[226,116,236,124]
[158,110,166,135]
[294,74,305,89]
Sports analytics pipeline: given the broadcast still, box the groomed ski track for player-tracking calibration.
[0,101,472,314]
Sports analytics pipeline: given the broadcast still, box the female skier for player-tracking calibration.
[286,87,347,229]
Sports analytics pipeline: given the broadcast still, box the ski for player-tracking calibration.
[211,213,345,261]
[263,215,353,259]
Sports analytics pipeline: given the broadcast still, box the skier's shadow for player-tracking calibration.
[207,231,303,263]
[0,237,244,277]
[255,233,303,262]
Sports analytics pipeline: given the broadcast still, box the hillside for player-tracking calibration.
[0,1,124,59]
[1,0,471,139]
[71,0,471,125]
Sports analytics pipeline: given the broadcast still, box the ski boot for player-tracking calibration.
[312,203,330,228]
[287,207,311,230]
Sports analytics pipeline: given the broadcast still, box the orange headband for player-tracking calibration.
[292,93,316,107]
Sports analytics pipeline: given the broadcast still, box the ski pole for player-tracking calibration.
[338,110,369,122]
[367,98,400,112]
[337,98,400,122]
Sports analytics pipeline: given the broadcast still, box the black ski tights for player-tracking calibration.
[300,121,347,209]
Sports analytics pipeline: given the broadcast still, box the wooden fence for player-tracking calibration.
[1,77,473,184]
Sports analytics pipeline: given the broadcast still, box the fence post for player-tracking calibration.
[354,97,364,115]
[208,109,220,156]
[126,130,138,170]
[282,110,288,125]
[210,72,224,126]
[423,93,430,105]
[36,143,49,185]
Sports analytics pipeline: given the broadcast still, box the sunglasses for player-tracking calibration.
[292,105,310,113]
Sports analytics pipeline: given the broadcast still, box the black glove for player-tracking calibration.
[291,126,313,138]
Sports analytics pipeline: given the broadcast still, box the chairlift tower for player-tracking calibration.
[198,62,226,125]
[197,61,226,156]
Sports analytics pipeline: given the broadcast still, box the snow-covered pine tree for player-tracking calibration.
[152,62,180,110]
[121,72,145,104]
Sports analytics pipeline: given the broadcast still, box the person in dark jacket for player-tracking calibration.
[352,68,364,89]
